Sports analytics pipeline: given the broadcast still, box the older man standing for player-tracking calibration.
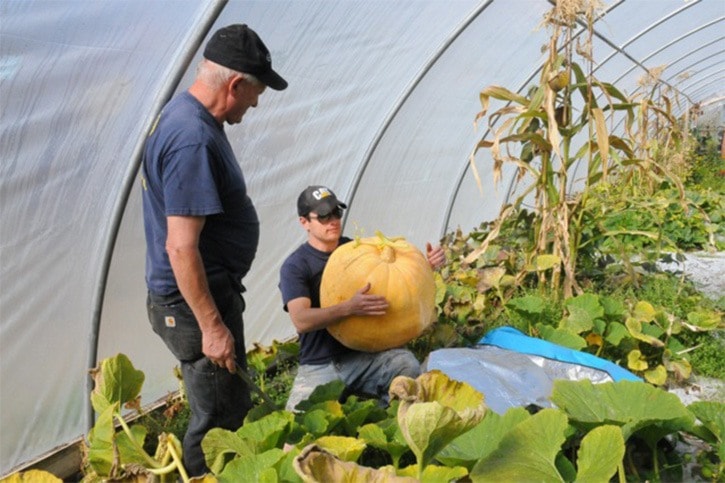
[141,24,286,476]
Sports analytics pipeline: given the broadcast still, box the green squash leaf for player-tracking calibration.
[115,424,151,466]
[437,407,531,469]
[218,448,285,483]
[604,322,629,345]
[507,295,545,315]
[358,421,409,467]
[537,324,587,350]
[89,353,144,415]
[236,411,294,453]
[685,310,724,331]
[86,403,118,477]
[470,408,567,482]
[551,380,694,439]
[575,425,625,482]
[202,428,254,474]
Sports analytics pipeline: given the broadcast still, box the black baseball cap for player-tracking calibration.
[203,24,288,91]
[297,186,347,217]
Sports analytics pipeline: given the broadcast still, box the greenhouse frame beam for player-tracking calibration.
[342,0,495,238]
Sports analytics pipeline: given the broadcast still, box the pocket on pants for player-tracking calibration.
[148,298,203,361]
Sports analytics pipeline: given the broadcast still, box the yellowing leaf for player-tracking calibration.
[534,254,560,271]
[632,301,656,322]
[591,108,609,175]
[293,444,416,483]
[625,318,664,347]
[389,371,486,470]
[585,333,603,347]
[644,365,667,385]
[3,470,62,482]
[313,436,366,462]
[627,350,648,371]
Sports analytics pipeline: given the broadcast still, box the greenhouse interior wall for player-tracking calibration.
[1,0,723,477]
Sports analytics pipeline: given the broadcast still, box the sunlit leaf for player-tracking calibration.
[86,403,119,476]
[313,436,366,462]
[90,353,145,415]
[575,425,625,482]
[218,448,285,483]
[631,301,656,322]
[470,409,567,482]
[397,463,468,483]
[202,428,254,474]
[481,85,530,106]
[507,295,545,315]
[684,310,723,331]
[2,470,62,482]
[604,322,629,345]
[551,379,694,439]
[390,371,486,468]
[526,254,560,272]
[591,108,609,175]
[560,294,603,334]
[235,411,295,454]
[625,318,664,347]
[627,350,648,371]
[537,324,587,350]
[689,401,725,449]
[438,407,531,470]
[644,365,667,385]
[116,424,151,467]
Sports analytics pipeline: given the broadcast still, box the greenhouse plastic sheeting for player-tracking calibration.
[424,327,641,414]
[1,0,722,475]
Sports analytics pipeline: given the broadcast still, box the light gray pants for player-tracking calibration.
[285,348,420,412]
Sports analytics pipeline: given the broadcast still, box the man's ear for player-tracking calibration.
[230,74,245,94]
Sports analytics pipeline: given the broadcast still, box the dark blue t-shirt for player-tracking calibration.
[279,237,352,365]
[142,91,259,296]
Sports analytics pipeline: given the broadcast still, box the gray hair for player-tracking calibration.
[197,59,264,89]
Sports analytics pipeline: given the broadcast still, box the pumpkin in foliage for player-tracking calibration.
[320,231,436,352]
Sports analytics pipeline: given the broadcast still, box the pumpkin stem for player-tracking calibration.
[381,245,396,263]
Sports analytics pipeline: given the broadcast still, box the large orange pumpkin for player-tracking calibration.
[320,231,436,352]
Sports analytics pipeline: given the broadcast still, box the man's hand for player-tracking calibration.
[347,283,388,316]
[202,322,237,373]
[426,242,446,270]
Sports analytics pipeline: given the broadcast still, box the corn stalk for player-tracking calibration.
[464,0,690,298]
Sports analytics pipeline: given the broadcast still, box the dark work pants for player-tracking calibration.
[146,274,252,476]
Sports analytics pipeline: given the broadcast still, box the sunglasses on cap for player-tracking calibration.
[307,206,344,223]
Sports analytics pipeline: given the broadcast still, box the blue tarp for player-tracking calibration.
[479,327,641,382]
[424,326,640,414]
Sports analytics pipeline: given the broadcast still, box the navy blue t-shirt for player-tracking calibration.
[142,91,259,296]
[279,237,353,365]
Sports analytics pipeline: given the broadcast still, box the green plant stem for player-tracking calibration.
[166,438,190,483]
[115,414,161,469]
[617,460,626,483]
[146,460,182,477]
